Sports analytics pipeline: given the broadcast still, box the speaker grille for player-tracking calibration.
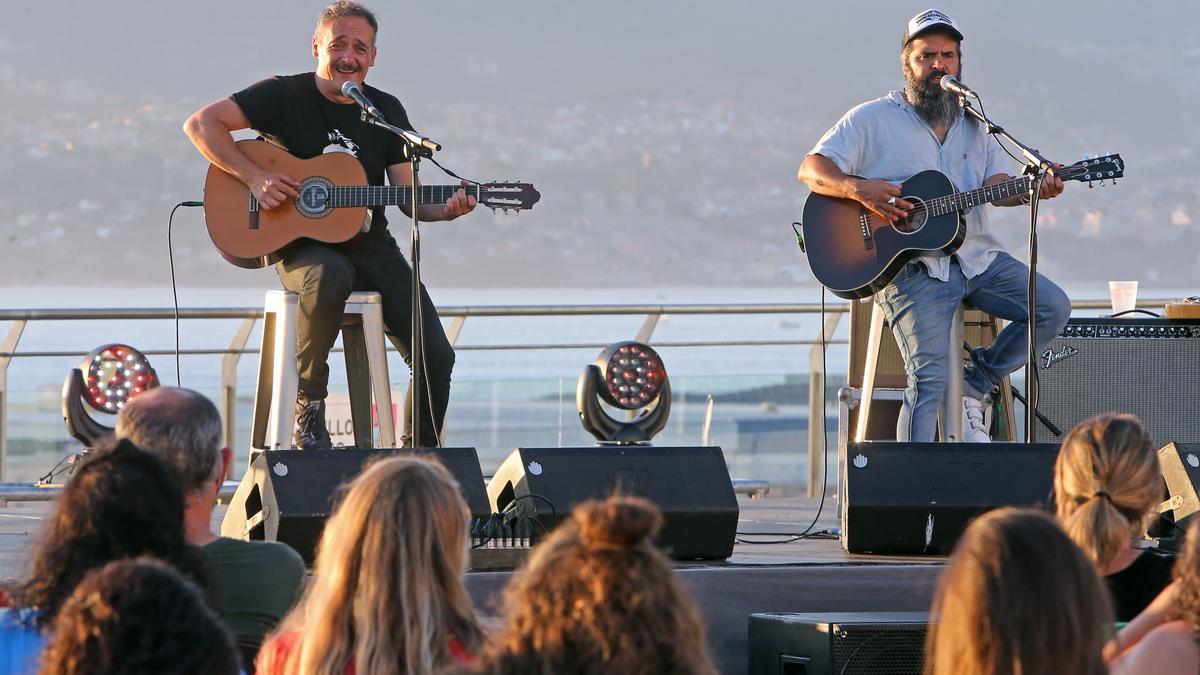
[830,626,926,674]
[1035,319,1200,445]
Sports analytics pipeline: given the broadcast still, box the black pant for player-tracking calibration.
[275,234,454,448]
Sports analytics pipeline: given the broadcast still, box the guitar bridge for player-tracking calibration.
[859,209,874,250]
[247,193,260,230]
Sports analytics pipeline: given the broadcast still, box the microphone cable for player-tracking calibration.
[167,201,205,386]
[737,238,835,545]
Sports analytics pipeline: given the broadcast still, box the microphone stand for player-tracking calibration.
[362,112,438,447]
[959,98,1053,444]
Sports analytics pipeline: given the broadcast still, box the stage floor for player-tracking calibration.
[0,492,947,674]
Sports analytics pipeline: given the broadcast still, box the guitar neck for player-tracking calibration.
[926,175,1031,217]
[927,163,1094,217]
[329,185,476,208]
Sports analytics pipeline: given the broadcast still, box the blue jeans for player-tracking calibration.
[874,253,1071,442]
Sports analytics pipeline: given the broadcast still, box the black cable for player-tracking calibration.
[167,201,204,387]
[416,157,484,447]
[735,281,833,547]
[503,492,558,523]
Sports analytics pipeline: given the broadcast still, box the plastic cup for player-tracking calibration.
[1108,281,1138,316]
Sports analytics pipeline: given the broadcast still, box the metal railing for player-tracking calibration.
[0,301,849,495]
[0,297,1170,499]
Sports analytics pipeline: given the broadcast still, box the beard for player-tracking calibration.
[904,65,962,128]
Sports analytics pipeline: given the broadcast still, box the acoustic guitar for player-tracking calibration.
[799,154,1124,299]
[204,140,541,268]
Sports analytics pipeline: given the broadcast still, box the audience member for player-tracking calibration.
[925,508,1112,675]
[116,387,306,665]
[37,557,239,675]
[0,440,205,674]
[256,455,481,675]
[1054,413,1172,620]
[1109,520,1200,674]
[458,496,719,675]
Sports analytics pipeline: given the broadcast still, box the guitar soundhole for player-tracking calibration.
[892,196,927,234]
[295,177,334,219]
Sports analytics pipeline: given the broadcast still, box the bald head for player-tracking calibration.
[115,387,223,495]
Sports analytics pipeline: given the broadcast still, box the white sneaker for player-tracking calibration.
[962,395,992,443]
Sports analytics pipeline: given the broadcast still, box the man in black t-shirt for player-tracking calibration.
[184,1,476,448]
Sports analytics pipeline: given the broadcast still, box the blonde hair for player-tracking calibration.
[1054,413,1161,569]
[468,496,718,675]
[258,455,481,675]
[925,508,1113,675]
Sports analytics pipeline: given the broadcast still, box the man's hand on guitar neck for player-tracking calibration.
[250,170,301,210]
[852,178,912,222]
[440,179,478,220]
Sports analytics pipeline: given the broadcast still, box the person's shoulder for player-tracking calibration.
[204,537,306,572]
[1113,621,1200,675]
[843,92,904,119]
[362,82,408,119]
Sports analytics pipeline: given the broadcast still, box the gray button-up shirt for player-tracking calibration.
[808,90,1012,282]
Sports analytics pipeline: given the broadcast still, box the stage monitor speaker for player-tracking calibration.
[842,442,1058,554]
[221,447,490,564]
[1159,442,1200,524]
[1034,318,1200,445]
[486,446,738,560]
[748,612,930,675]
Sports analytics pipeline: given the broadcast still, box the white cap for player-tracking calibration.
[902,8,963,46]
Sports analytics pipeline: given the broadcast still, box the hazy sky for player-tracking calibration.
[2,1,1197,291]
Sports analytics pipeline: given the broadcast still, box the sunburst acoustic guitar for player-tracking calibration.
[799,154,1124,299]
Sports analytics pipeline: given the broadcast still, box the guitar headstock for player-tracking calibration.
[1064,153,1124,188]
[479,182,541,213]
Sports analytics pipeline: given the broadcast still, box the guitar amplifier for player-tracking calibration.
[1033,319,1200,444]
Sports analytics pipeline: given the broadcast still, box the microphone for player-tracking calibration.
[341,80,442,152]
[939,75,978,100]
[341,80,384,120]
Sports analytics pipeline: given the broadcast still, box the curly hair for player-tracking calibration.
[1054,413,1162,570]
[38,558,238,675]
[258,455,482,675]
[16,438,207,627]
[465,496,718,675]
[1170,520,1200,632]
[925,508,1113,675]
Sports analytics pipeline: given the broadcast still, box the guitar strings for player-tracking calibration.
[880,163,1099,222]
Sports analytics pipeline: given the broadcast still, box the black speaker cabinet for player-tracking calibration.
[842,442,1058,554]
[486,446,738,560]
[221,448,490,564]
[749,612,930,675]
[1034,319,1200,444]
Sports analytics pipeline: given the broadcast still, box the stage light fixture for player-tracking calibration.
[63,344,159,447]
[577,341,671,444]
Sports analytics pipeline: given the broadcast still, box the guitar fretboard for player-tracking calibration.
[922,164,1094,218]
[328,185,478,208]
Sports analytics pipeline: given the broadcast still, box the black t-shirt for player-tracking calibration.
[1106,548,1177,622]
[230,72,413,237]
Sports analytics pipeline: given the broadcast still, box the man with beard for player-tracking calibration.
[797,9,1070,442]
[185,2,475,449]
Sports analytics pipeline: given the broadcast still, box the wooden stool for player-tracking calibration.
[250,290,396,452]
[853,299,1015,443]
